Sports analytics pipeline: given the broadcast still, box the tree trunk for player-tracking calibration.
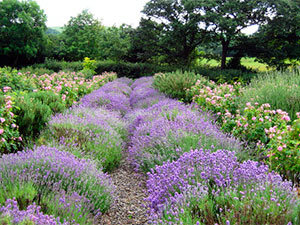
[221,39,230,70]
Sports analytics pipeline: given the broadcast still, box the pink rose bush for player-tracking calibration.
[190,80,300,184]
[0,95,22,154]
[0,70,116,154]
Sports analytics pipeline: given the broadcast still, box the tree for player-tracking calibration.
[251,0,300,69]
[0,0,47,67]
[61,10,104,61]
[143,0,206,66]
[144,0,292,69]
[98,25,132,61]
[127,18,164,63]
[185,0,293,69]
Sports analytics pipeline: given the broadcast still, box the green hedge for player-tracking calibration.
[30,59,257,82]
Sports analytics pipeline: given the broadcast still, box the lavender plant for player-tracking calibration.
[147,149,300,225]
[48,106,127,172]
[0,145,115,224]
[0,198,64,225]
[128,99,242,172]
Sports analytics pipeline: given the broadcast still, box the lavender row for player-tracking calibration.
[126,77,300,224]
[0,78,133,224]
[126,77,242,172]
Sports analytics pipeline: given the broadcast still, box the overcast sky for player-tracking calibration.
[35,0,149,28]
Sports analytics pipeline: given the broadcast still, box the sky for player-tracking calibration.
[35,0,149,28]
[35,0,258,34]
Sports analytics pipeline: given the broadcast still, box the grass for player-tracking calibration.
[196,57,271,72]
[239,69,300,120]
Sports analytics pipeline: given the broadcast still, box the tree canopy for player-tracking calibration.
[61,10,104,61]
[0,0,47,67]
[143,0,294,69]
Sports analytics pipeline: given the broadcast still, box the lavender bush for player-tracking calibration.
[0,145,115,224]
[127,98,242,172]
[80,79,131,116]
[147,149,300,224]
[0,198,64,225]
[130,77,153,90]
[48,106,126,172]
[100,80,132,97]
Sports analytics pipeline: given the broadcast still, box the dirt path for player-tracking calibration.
[99,152,149,225]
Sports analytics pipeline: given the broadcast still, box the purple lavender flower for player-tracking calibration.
[48,106,126,171]
[0,198,65,225]
[0,146,115,221]
[146,148,298,224]
[127,98,242,172]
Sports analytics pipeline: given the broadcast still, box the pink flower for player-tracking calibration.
[282,115,290,121]
[11,124,16,128]
[18,137,22,141]
[259,118,264,122]
[0,129,4,135]
[277,146,283,151]
[252,117,256,121]
[244,123,249,128]
[1,138,5,142]
[0,118,5,123]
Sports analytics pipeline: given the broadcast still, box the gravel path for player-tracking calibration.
[99,152,149,225]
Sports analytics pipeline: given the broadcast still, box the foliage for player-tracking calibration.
[98,25,132,61]
[127,18,164,63]
[0,95,22,154]
[61,10,104,61]
[153,71,206,102]
[80,57,97,77]
[0,67,35,92]
[190,77,300,183]
[0,145,114,224]
[184,0,288,69]
[251,0,300,69]
[0,0,47,67]
[128,78,242,173]
[240,70,300,121]
[13,93,53,139]
[147,149,300,224]
[142,0,205,66]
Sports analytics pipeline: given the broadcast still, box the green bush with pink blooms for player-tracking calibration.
[0,68,117,153]
[188,77,300,184]
[0,95,22,154]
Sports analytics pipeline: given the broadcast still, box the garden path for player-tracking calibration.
[99,151,148,225]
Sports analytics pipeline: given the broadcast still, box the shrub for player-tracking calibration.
[48,107,126,172]
[127,78,242,172]
[189,80,241,124]
[80,80,131,116]
[0,145,114,224]
[0,67,35,92]
[240,69,300,121]
[147,149,300,225]
[153,71,206,102]
[0,95,22,154]
[13,94,53,139]
[80,57,97,77]
[0,199,63,225]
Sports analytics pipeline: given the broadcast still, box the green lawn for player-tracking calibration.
[196,57,270,72]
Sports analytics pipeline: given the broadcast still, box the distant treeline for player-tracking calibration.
[0,0,299,70]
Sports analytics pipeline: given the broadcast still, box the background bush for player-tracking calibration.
[239,69,300,121]
[153,71,207,102]
[30,59,257,81]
